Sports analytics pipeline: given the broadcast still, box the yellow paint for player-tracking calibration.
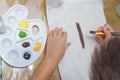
[19,20,29,28]
[34,42,42,52]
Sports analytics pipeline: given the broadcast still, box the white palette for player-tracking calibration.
[0,5,46,67]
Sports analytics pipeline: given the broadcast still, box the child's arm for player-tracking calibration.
[96,24,113,44]
[30,28,70,80]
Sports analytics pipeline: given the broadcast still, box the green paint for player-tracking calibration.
[19,31,27,38]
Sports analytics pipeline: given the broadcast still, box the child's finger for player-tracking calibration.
[96,35,104,44]
[103,26,112,40]
[62,31,67,40]
[48,30,53,38]
[65,42,71,49]
[97,26,103,32]
[105,24,113,32]
[52,27,58,37]
[58,28,63,37]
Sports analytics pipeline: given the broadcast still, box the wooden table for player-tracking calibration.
[103,0,120,31]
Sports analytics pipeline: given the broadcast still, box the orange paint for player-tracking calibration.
[34,42,42,52]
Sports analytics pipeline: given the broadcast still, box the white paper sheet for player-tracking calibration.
[46,0,106,80]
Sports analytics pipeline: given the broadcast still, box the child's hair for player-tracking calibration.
[90,36,120,80]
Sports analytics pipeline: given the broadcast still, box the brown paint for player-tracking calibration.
[22,42,30,48]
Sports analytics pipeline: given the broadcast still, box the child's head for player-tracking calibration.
[91,36,120,80]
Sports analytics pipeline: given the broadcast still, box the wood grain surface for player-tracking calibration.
[103,0,120,31]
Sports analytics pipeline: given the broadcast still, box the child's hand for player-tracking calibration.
[45,28,70,62]
[30,28,70,80]
[96,24,113,44]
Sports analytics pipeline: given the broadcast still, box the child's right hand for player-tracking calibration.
[96,24,113,44]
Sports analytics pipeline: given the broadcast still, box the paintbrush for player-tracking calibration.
[90,31,120,36]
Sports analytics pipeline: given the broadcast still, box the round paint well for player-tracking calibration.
[7,16,17,24]
[2,38,12,48]
[15,8,24,16]
[32,25,39,35]
[5,27,12,35]
[8,50,19,59]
